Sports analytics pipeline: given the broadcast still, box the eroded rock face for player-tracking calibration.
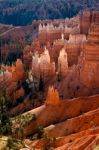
[80,10,99,35]
[11,93,99,150]
[0,10,99,150]
[32,47,55,78]
[0,59,24,95]
[0,69,15,95]
[55,135,99,150]
[38,17,80,45]
[22,14,99,100]
[23,14,88,69]
[45,86,60,106]
[80,23,99,89]
[14,59,25,81]
[46,108,99,138]
[58,48,68,76]
[65,34,86,66]
[26,32,86,74]
[12,94,99,137]
[26,126,99,150]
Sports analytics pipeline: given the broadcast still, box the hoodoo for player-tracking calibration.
[80,23,99,89]
[0,7,99,150]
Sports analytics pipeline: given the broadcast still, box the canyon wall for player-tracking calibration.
[80,23,99,89]
[80,10,99,34]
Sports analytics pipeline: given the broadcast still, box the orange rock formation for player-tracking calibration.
[0,59,24,96]
[13,88,99,149]
[80,10,99,34]
[45,86,60,106]
[80,23,99,89]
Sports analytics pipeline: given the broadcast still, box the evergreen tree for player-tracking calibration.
[0,91,12,135]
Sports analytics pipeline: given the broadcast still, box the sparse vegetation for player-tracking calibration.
[0,137,26,150]
[0,91,12,135]
[12,113,37,139]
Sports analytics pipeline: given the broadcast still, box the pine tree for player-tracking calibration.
[0,94,12,134]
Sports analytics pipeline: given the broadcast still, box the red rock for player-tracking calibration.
[45,86,60,106]
[80,10,99,35]
[80,23,99,89]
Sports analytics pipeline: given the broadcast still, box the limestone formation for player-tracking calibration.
[80,10,99,34]
[15,59,25,81]
[58,48,68,76]
[32,47,55,78]
[80,23,99,89]
[0,69,17,96]
[0,10,99,150]
[45,86,60,106]
[38,16,80,45]
[12,94,99,137]
[0,59,24,95]
[65,34,86,65]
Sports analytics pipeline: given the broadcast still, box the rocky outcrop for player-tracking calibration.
[80,10,99,34]
[45,86,60,106]
[38,16,80,45]
[55,135,99,150]
[0,9,99,150]
[27,32,86,70]
[45,108,99,138]
[65,34,86,66]
[12,59,25,81]
[0,59,24,95]
[25,125,99,150]
[12,92,99,137]
[58,48,68,76]
[80,23,99,89]
[53,127,99,148]
[32,47,55,78]
[23,94,99,149]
